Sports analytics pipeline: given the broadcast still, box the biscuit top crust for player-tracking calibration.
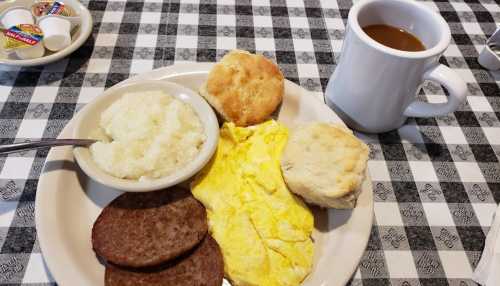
[204,50,284,126]
[281,123,370,200]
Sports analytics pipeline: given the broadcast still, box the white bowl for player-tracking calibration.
[72,80,219,192]
[0,0,92,66]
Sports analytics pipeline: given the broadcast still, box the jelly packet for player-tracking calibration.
[2,24,43,51]
[1,24,45,59]
[31,1,75,17]
[46,1,74,16]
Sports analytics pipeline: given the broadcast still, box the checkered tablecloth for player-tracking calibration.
[0,0,499,285]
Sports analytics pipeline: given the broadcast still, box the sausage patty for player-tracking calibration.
[92,187,208,268]
[105,235,224,286]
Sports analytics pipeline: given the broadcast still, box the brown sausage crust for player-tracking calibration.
[104,235,224,286]
[92,188,208,268]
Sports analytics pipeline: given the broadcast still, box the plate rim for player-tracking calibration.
[0,0,93,67]
[35,63,374,286]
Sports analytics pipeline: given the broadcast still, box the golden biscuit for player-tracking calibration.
[199,50,284,126]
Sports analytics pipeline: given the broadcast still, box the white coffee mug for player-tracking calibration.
[325,0,467,133]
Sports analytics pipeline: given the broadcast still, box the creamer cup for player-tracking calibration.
[15,41,45,59]
[38,15,71,51]
[0,7,34,28]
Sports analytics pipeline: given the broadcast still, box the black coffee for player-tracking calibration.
[362,24,426,52]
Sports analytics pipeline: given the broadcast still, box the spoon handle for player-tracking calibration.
[0,139,96,155]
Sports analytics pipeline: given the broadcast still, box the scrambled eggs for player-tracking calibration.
[191,120,314,286]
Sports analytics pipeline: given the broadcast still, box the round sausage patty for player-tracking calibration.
[105,235,224,286]
[92,187,208,268]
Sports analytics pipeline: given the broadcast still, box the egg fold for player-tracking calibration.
[191,120,314,286]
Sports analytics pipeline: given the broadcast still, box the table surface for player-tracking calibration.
[0,0,499,285]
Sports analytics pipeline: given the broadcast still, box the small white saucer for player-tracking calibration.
[0,0,92,67]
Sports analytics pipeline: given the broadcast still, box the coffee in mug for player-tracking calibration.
[326,0,467,133]
[362,24,425,52]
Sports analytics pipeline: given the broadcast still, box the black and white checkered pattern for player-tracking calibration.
[0,0,498,284]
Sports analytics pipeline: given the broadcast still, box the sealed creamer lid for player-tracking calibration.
[0,6,35,29]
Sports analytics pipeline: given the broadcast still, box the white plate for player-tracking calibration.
[0,0,92,67]
[35,63,374,286]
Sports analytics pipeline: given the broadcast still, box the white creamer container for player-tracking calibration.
[15,42,45,59]
[38,15,71,51]
[0,6,34,28]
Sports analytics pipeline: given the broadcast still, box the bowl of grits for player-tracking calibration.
[72,80,219,192]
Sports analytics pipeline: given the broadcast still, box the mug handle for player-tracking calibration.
[403,64,468,117]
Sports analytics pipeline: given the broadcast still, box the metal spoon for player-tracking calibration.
[0,139,96,155]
